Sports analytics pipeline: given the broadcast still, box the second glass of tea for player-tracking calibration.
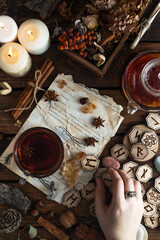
[14,127,64,178]
[123,51,160,114]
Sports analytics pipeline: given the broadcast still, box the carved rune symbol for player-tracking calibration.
[150,217,155,225]
[127,166,136,174]
[86,158,96,168]
[144,205,153,212]
[137,147,143,157]
[141,169,148,178]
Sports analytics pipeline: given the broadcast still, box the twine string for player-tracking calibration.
[4,70,45,113]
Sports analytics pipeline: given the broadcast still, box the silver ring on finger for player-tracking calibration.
[124,191,136,198]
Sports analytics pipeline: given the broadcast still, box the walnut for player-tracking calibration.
[60,210,76,229]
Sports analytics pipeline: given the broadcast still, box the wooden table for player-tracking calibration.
[0,1,160,239]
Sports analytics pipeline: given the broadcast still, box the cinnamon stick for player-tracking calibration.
[9,58,55,120]
[37,216,69,240]
[12,65,55,120]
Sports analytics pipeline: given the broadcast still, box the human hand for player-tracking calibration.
[95,167,143,240]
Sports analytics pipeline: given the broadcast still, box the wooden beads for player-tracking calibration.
[146,113,160,131]
[130,143,148,161]
[143,201,156,217]
[102,171,113,188]
[122,161,138,178]
[123,124,159,162]
[111,144,129,162]
[63,190,81,208]
[81,155,99,171]
[81,183,95,201]
[89,202,96,218]
[146,187,160,206]
[144,211,159,229]
[155,176,160,192]
[136,164,153,183]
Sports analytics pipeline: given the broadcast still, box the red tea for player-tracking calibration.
[124,52,160,108]
[14,127,64,178]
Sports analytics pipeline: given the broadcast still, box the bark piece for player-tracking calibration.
[25,0,61,19]
[0,183,31,215]
[37,216,69,240]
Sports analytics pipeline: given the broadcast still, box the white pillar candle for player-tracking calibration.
[0,15,18,43]
[0,43,32,77]
[18,19,50,55]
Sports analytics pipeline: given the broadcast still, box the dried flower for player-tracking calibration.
[21,145,34,158]
[44,90,58,102]
[93,116,105,128]
[85,137,99,147]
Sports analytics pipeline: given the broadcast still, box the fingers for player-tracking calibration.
[95,178,106,217]
[108,168,125,204]
[102,156,120,169]
[133,179,143,200]
[116,169,135,193]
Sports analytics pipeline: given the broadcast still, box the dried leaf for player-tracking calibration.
[61,159,79,188]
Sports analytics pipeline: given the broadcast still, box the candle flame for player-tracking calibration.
[27,30,32,35]
[0,22,4,29]
[8,46,12,57]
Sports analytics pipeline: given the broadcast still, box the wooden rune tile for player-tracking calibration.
[141,183,146,198]
[122,161,139,178]
[136,164,153,183]
[63,190,81,208]
[144,211,159,229]
[143,201,156,217]
[155,176,160,192]
[146,113,160,131]
[102,171,112,188]
[141,131,158,150]
[94,168,107,180]
[81,183,96,201]
[111,144,129,162]
[81,155,100,171]
[130,143,148,161]
[123,124,158,161]
[129,127,143,144]
[89,202,96,218]
[146,187,160,206]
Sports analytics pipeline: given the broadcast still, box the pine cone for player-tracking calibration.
[0,209,22,233]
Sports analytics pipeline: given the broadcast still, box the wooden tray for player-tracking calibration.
[59,0,153,78]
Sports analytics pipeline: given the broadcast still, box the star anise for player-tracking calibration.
[44,90,58,102]
[85,137,99,147]
[93,116,105,128]
[20,145,34,157]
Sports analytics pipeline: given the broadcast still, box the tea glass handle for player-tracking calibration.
[127,100,140,114]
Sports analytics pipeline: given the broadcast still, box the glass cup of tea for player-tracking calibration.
[14,127,64,179]
[122,51,160,114]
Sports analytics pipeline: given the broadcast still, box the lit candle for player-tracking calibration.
[0,43,32,77]
[0,15,18,43]
[18,19,50,55]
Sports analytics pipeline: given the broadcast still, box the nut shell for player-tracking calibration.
[60,210,76,229]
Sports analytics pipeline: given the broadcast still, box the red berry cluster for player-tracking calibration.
[58,28,97,58]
